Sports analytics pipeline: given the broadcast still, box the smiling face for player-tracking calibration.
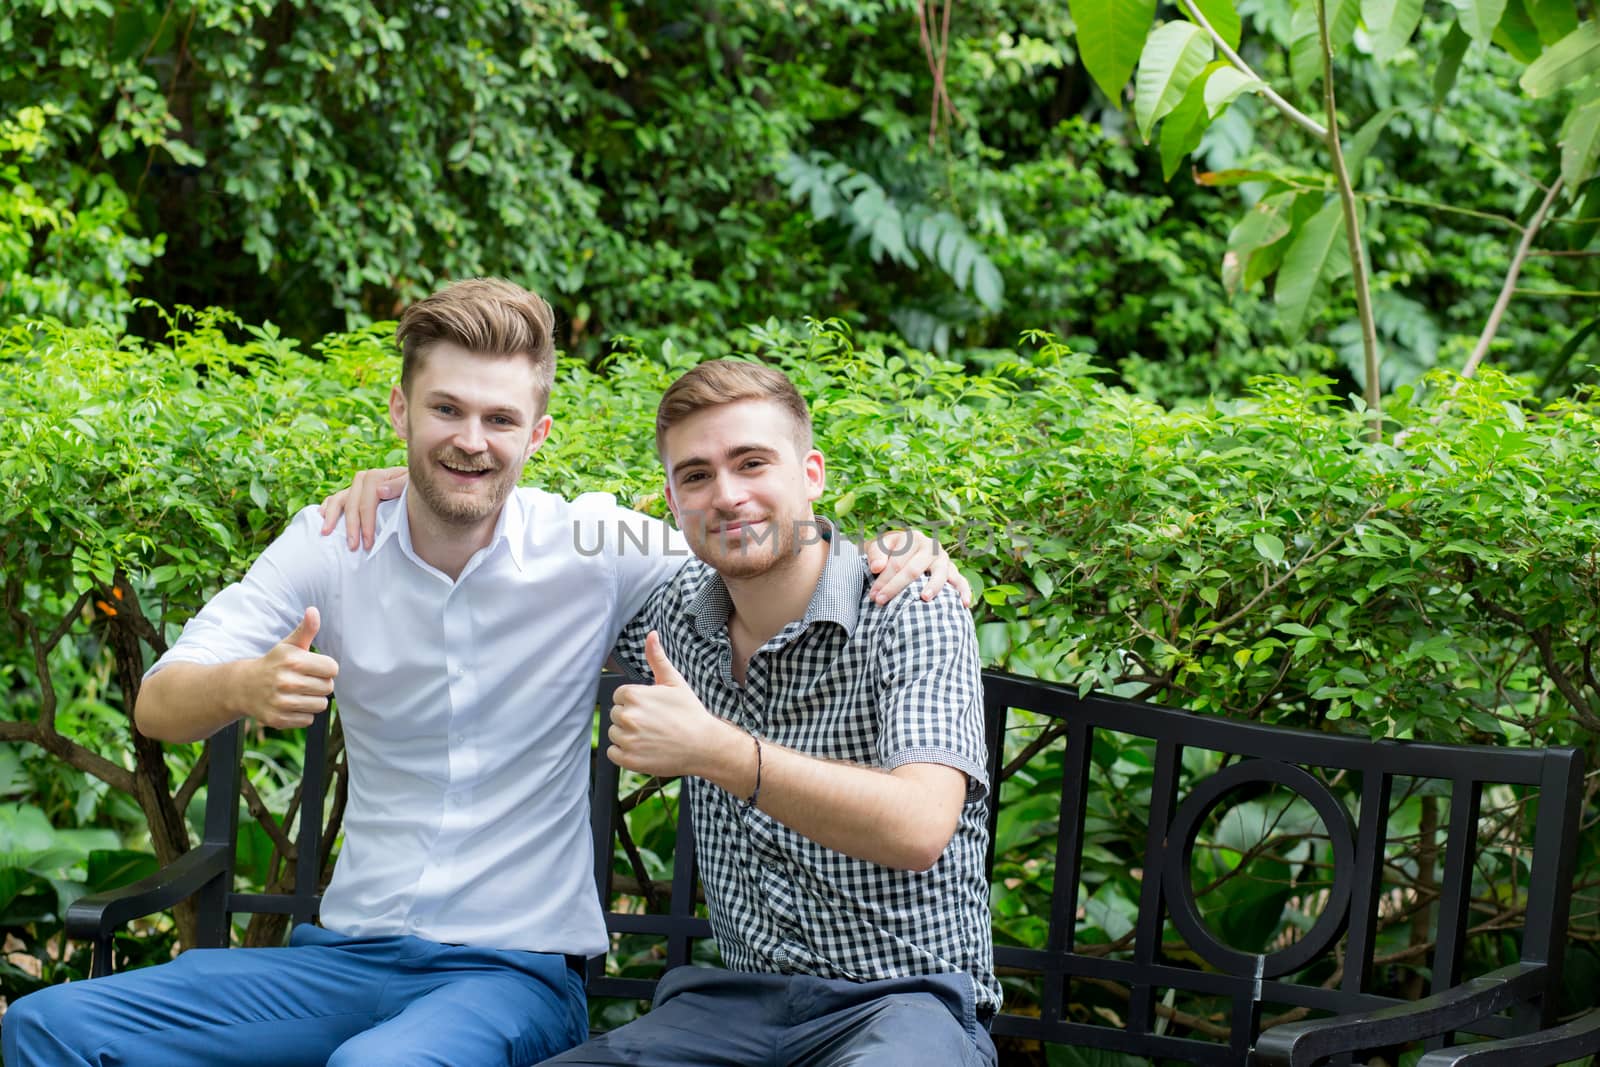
[662,398,826,580]
[388,341,551,539]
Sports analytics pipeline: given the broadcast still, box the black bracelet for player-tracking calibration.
[744,735,763,809]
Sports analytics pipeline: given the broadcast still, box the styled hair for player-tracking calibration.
[396,278,557,414]
[655,359,813,459]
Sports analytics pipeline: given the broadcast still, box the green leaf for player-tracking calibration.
[1434,22,1472,103]
[1290,2,1323,94]
[1224,190,1298,294]
[1159,68,1216,179]
[1192,0,1242,49]
[1135,21,1214,142]
[1363,0,1424,62]
[1526,0,1578,44]
[1493,0,1544,63]
[1204,66,1265,117]
[971,258,1004,312]
[1344,105,1404,176]
[1275,198,1347,335]
[1069,0,1160,102]
[1448,0,1509,45]
[1521,21,1600,98]
[1561,97,1600,192]
[1292,0,1359,91]
[1254,531,1286,562]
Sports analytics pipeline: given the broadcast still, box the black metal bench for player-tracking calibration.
[69,672,1597,1066]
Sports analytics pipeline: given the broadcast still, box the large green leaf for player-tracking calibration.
[1521,21,1600,97]
[1561,97,1600,192]
[1363,0,1425,63]
[1525,0,1577,44]
[1205,65,1266,116]
[1435,22,1473,102]
[1070,0,1161,102]
[1224,190,1300,294]
[1160,66,1218,179]
[1192,0,1243,49]
[1494,0,1544,63]
[1135,21,1214,142]
[1344,105,1404,176]
[1448,0,1509,45]
[1275,198,1347,335]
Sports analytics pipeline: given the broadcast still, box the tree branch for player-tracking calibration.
[1317,0,1381,430]
[1462,177,1565,379]
[1176,0,1327,139]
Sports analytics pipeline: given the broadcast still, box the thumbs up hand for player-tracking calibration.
[608,632,734,778]
[241,607,340,730]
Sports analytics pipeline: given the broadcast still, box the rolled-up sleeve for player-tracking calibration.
[145,507,331,680]
[873,583,989,801]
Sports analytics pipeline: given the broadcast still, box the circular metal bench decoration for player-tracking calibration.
[1161,758,1357,979]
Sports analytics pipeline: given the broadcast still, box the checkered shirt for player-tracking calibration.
[613,528,1001,1014]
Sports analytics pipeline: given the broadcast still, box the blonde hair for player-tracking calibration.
[655,360,812,458]
[397,278,557,414]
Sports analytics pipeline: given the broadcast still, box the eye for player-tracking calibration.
[490,415,517,427]
[433,404,457,416]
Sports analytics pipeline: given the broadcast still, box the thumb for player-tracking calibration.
[645,631,686,687]
[284,606,320,651]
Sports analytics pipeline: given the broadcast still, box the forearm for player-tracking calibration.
[698,721,962,871]
[135,661,252,744]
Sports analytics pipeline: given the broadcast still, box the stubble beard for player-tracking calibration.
[409,443,517,528]
[692,515,798,581]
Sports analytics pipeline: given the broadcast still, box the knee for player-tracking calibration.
[4,984,88,1065]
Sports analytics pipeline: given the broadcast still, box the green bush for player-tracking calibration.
[2,311,1596,1031]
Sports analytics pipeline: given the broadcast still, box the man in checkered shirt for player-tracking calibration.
[547,360,999,1066]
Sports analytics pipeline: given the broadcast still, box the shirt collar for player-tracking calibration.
[684,518,866,641]
[369,486,529,573]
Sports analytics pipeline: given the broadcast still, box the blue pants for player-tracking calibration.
[1,924,588,1067]
[544,967,998,1066]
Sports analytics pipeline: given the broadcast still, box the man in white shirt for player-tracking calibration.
[0,279,951,1067]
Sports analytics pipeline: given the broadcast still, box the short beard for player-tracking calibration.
[410,444,515,527]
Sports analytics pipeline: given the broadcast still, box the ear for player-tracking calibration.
[663,477,681,525]
[388,385,408,440]
[803,449,826,504]
[525,414,553,460]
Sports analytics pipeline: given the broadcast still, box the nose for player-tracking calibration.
[709,473,746,513]
[453,418,487,454]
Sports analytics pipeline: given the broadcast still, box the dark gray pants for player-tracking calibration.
[544,967,997,1066]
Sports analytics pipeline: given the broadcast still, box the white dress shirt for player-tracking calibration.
[147,487,686,954]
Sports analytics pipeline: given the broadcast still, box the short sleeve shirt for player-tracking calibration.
[613,529,1001,1013]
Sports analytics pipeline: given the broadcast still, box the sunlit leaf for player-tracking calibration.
[1070,0,1161,102]
[1135,21,1214,142]
[1560,97,1600,192]
[1362,0,1424,62]
[1521,21,1600,97]
[1448,0,1509,45]
[1275,198,1347,335]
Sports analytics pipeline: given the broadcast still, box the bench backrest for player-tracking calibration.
[203,672,1584,1062]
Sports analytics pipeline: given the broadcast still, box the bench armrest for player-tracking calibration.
[1414,1007,1600,1067]
[65,842,233,942]
[1252,962,1549,1067]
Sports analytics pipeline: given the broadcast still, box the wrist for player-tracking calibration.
[702,719,758,797]
[222,658,262,722]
